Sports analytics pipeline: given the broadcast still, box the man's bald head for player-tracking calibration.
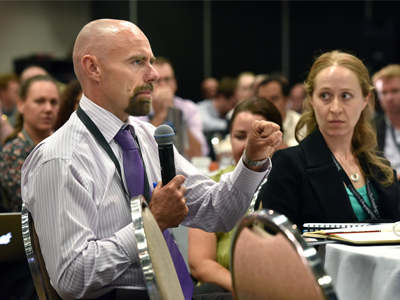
[71,19,159,120]
[72,19,145,85]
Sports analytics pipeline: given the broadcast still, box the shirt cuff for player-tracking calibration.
[115,222,139,263]
[230,157,271,195]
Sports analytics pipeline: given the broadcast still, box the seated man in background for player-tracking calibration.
[20,65,48,83]
[257,76,301,147]
[288,83,306,114]
[225,72,255,121]
[198,77,238,161]
[234,72,255,103]
[201,77,219,100]
[135,57,208,158]
[0,73,20,127]
[21,19,282,300]
[197,76,238,135]
[372,64,400,180]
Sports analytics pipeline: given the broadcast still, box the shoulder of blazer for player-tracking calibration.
[298,129,334,168]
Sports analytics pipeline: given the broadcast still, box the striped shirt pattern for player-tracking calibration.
[21,94,270,299]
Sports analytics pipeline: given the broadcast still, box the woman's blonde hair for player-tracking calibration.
[295,50,394,186]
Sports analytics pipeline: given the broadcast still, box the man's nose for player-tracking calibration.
[146,65,160,83]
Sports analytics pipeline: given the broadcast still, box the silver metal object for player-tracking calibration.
[248,177,268,213]
[230,209,338,300]
[21,203,47,300]
[130,195,160,300]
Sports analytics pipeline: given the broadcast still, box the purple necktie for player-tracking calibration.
[114,125,194,300]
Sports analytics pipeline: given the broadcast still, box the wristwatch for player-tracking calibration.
[242,149,269,166]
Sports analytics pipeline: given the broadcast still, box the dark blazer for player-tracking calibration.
[257,129,400,231]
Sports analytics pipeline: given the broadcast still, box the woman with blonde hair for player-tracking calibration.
[258,51,400,230]
[0,75,60,212]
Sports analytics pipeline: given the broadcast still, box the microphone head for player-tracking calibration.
[154,124,175,145]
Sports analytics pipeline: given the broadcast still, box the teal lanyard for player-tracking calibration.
[76,105,151,202]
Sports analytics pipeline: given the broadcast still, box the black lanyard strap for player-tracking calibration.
[331,155,380,219]
[76,105,150,202]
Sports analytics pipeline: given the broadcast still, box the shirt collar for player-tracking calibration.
[79,94,126,143]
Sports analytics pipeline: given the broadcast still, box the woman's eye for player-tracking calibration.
[320,93,329,99]
[342,93,351,99]
[234,135,246,141]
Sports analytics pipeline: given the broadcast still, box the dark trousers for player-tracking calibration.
[0,260,39,300]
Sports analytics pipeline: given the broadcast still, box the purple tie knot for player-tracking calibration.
[114,127,136,150]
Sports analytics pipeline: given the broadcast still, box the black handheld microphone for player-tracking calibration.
[154,124,176,186]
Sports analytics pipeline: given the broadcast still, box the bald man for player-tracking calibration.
[21,19,282,300]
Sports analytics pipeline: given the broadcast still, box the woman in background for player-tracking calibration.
[258,51,400,231]
[188,97,286,295]
[0,75,60,212]
[54,79,81,130]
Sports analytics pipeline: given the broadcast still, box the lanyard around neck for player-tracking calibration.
[76,105,150,202]
[331,155,380,219]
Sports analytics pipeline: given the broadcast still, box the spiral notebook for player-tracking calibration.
[303,222,386,233]
[303,223,400,245]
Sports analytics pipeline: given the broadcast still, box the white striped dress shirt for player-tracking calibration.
[21,95,271,299]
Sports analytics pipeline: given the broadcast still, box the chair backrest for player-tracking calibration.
[21,203,61,300]
[130,195,185,300]
[230,209,338,300]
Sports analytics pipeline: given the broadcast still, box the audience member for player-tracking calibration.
[371,64,400,180]
[257,76,301,146]
[54,79,82,130]
[225,72,255,121]
[20,65,48,82]
[197,76,238,134]
[258,51,400,231]
[21,19,282,300]
[0,75,60,212]
[252,74,269,96]
[234,72,255,104]
[0,73,20,127]
[289,83,307,113]
[201,77,219,100]
[135,57,209,158]
[198,77,238,161]
[188,97,286,295]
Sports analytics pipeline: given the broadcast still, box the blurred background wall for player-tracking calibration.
[0,0,399,101]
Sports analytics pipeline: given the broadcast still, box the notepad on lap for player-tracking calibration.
[303,224,400,245]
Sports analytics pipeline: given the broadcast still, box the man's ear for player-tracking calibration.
[82,55,101,82]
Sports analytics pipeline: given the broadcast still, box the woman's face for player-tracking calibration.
[18,80,60,133]
[231,111,266,165]
[310,66,368,140]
